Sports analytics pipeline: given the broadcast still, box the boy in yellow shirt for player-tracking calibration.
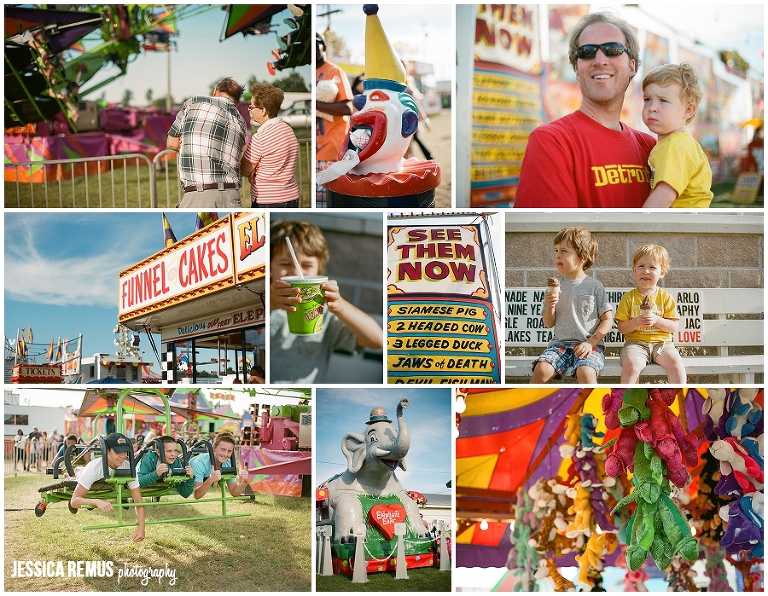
[615,244,686,383]
[641,63,713,208]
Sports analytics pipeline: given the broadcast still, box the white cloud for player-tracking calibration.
[4,215,158,307]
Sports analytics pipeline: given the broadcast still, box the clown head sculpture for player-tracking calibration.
[341,5,419,176]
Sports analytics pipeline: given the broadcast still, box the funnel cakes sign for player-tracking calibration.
[119,213,266,322]
[387,224,501,384]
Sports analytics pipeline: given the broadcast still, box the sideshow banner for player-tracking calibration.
[471,4,543,206]
[387,224,501,383]
[471,62,544,207]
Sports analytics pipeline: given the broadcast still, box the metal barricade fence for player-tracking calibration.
[5,154,155,208]
[5,138,312,209]
[4,438,61,476]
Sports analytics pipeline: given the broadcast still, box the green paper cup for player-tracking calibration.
[282,276,327,335]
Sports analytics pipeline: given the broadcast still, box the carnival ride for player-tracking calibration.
[239,401,311,497]
[34,387,250,530]
[5,4,310,130]
[5,4,311,186]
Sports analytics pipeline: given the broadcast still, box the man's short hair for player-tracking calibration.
[643,63,703,122]
[66,434,77,442]
[568,12,641,74]
[632,244,671,273]
[270,220,330,274]
[212,431,237,450]
[250,82,284,119]
[215,77,244,103]
[554,227,599,271]
[158,435,177,447]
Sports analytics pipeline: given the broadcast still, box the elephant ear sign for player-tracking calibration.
[342,433,366,474]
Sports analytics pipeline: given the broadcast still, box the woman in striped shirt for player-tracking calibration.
[241,83,300,207]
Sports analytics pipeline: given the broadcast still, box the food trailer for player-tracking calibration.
[118,212,266,384]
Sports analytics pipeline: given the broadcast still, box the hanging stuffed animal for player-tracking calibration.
[635,389,698,488]
[527,478,576,558]
[506,487,540,590]
[534,559,576,592]
[711,438,764,497]
[718,490,764,559]
[560,413,582,459]
[664,555,698,592]
[581,414,605,451]
[725,388,762,441]
[702,544,732,592]
[611,440,698,571]
[574,532,617,590]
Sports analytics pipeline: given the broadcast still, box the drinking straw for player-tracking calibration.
[285,236,304,280]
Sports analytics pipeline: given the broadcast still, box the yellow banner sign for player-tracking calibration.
[471,147,525,163]
[388,320,489,336]
[472,129,530,145]
[473,91,540,111]
[473,110,541,128]
[388,336,492,352]
[388,303,488,320]
[387,354,495,372]
[471,164,521,181]
[474,73,540,95]
[388,376,497,385]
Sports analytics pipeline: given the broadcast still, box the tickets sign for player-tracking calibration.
[12,364,62,383]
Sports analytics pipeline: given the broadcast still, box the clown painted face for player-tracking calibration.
[343,83,419,175]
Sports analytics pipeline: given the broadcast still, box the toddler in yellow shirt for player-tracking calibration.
[615,244,686,383]
[642,63,713,208]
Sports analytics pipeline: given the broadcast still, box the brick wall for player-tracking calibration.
[505,214,763,290]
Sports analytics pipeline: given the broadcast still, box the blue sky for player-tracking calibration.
[84,6,311,104]
[4,212,208,365]
[315,388,452,496]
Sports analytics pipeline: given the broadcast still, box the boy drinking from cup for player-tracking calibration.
[270,220,383,383]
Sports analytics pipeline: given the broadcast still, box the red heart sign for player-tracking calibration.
[368,504,407,540]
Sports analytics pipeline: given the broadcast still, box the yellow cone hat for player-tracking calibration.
[364,5,406,87]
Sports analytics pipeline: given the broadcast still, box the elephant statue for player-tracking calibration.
[323,398,430,541]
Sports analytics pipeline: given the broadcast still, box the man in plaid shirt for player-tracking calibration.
[167,78,247,208]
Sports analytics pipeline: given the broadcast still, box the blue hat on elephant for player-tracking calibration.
[366,407,392,425]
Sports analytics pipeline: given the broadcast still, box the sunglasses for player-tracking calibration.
[573,42,633,61]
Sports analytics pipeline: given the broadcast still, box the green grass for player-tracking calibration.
[710,180,764,208]
[5,133,312,209]
[4,474,311,592]
[316,565,451,592]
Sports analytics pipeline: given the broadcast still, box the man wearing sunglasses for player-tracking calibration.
[515,13,655,208]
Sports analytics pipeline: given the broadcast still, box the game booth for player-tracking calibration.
[456,387,763,592]
[118,212,266,384]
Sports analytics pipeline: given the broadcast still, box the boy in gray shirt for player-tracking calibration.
[531,227,614,383]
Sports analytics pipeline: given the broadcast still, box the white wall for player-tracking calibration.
[4,405,66,438]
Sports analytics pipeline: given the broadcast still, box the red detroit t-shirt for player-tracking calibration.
[515,110,656,208]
